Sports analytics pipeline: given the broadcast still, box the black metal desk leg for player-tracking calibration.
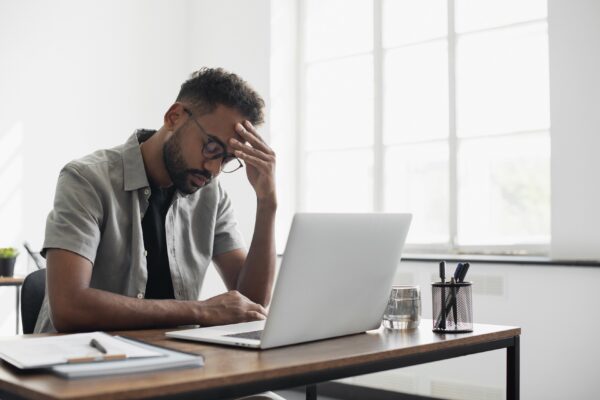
[305,384,317,400]
[507,335,520,400]
[15,287,20,335]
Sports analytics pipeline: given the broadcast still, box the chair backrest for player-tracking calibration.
[23,242,46,270]
[21,269,46,334]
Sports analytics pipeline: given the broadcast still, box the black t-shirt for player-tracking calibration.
[142,183,176,299]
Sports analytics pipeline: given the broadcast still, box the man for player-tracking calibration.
[35,68,277,334]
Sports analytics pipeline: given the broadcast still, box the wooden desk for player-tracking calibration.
[0,320,520,400]
[0,277,24,335]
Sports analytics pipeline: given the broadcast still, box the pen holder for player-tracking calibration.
[431,281,473,333]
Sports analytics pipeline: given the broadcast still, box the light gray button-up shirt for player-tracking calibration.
[34,130,245,333]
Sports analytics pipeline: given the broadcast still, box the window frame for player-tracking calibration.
[297,0,550,256]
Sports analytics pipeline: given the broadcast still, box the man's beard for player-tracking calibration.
[163,128,212,195]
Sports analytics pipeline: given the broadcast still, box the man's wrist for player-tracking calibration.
[256,194,277,211]
[190,300,207,325]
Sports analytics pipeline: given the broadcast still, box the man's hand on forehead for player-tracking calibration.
[229,120,276,202]
[231,121,272,156]
[234,131,245,145]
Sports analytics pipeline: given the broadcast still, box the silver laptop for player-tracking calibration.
[166,213,412,349]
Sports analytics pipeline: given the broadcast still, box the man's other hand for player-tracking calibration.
[197,290,268,326]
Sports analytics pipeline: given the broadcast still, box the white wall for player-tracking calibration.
[186,0,272,298]
[0,0,194,247]
[0,0,271,327]
[549,0,600,261]
[186,0,272,200]
[270,0,299,253]
[0,0,191,333]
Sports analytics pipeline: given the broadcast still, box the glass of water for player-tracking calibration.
[383,285,421,330]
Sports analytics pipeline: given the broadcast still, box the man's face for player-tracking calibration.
[163,104,245,194]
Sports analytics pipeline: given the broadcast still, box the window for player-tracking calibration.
[298,0,550,254]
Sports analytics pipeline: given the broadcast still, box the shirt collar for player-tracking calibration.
[121,129,213,198]
[121,130,153,192]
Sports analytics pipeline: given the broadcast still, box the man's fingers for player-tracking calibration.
[235,122,274,155]
[230,139,272,162]
[242,120,267,144]
[236,123,268,151]
[247,311,267,321]
[230,290,268,316]
[235,150,270,170]
[254,303,268,316]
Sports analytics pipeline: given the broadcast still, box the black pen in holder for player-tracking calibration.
[432,281,473,333]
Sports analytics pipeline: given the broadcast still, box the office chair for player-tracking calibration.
[21,269,46,334]
[23,242,46,270]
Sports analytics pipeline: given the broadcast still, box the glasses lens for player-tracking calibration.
[221,158,243,173]
[203,140,224,157]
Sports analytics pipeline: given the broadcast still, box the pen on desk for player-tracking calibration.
[66,338,126,363]
[441,262,471,322]
[458,262,470,282]
[453,263,464,282]
[439,261,446,330]
[450,277,458,328]
[90,338,107,354]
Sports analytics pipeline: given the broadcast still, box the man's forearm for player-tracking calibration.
[236,199,277,306]
[52,286,269,332]
[51,288,199,332]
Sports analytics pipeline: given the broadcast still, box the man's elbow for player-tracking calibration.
[49,293,89,332]
[51,315,75,333]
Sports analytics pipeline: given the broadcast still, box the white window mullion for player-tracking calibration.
[296,0,307,212]
[448,0,458,249]
[373,0,384,212]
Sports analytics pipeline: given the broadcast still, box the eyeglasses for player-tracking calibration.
[183,107,244,174]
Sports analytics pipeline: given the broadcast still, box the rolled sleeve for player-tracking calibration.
[212,183,245,256]
[42,165,103,263]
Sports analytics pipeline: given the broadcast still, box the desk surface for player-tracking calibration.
[0,277,24,286]
[0,320,520,400]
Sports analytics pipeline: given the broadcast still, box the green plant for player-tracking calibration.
[0,247,18,259]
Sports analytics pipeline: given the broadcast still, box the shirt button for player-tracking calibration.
[143,250,148,257]
[144,188,150,196]
[137,292,144,299]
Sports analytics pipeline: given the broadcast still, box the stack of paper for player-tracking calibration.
[52,336,204,379]
[0,332,203,379]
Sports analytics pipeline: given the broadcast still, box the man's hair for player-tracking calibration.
[176,67,265,125]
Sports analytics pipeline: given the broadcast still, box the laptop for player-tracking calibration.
[166,213,412,349]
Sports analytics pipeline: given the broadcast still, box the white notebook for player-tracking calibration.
[51,336,204,379]
[0,332,160,369]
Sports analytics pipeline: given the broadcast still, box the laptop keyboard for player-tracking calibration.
[224,330,263,340]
